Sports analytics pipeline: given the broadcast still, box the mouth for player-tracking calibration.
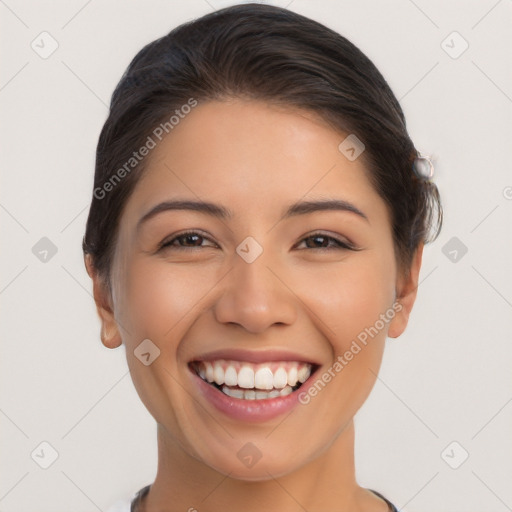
[189,359,318,401]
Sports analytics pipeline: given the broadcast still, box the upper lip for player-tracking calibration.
[189,348,320,366]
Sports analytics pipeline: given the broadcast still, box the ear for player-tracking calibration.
[387,243,424,339]
[85,254,123,349]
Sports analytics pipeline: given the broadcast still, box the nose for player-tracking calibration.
[213,251,297,334]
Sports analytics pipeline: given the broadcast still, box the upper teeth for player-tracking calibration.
[195,360,312,390]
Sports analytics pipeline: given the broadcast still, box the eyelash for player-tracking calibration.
[158,230,358,252]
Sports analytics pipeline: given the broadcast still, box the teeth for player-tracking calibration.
[227,387,245,399]
[298,366,310,383]
[238,366,255,389]
[195,359,313,397]
[254,367,274,390]
[205,363,214,383]
[287,366,298,386]
[273,367,288,389]
[224,365,238,386]
[280,386,293,396]
[222,385,295,400]
[214,364,224,385]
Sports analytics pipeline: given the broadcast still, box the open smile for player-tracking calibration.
[188,355,320,422]
[190,359,316,400]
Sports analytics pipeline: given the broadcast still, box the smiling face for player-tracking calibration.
[88,98,421,481]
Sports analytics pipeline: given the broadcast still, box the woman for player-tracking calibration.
[83,3,442,511]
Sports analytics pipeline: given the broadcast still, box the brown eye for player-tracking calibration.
[159,231,217,250]
[297,233,356,251]
[176,233,203,247]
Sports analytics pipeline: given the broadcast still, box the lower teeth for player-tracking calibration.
[215,382,300,400]
[193,366,305,400]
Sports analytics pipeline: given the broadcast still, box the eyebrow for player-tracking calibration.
[137,197,369,231]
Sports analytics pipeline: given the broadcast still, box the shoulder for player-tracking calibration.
[104,499,131,512]
[369,489,399,512]
[105,484,151,512]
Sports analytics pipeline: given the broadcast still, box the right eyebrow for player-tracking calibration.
[137,200,232,233]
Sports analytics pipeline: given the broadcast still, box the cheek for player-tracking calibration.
[115,258,210,425]
[118,258,219,344]
[298,254,396,350]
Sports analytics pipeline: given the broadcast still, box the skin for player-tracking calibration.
[86,99,423,512]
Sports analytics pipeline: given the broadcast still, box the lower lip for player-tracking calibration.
[190,369,311,423]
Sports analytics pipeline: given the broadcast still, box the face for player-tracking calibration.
[89,99,421,481]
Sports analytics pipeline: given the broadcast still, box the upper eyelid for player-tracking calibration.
[296,233,357,250]
[160,230,356,249]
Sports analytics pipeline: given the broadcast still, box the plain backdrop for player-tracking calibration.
[1,1,511,511]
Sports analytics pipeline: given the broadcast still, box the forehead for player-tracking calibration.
[120,99,388,227]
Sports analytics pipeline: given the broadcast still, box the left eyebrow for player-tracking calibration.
[282,199,369,223]
[136,197,369,232]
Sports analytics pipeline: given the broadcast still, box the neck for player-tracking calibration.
[141,420,376,512]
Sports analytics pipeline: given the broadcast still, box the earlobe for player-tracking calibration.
[101,322,123,349]
[85,254,123,349]
[388,243,424,339]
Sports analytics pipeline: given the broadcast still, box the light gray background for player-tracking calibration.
[1,0,511,511]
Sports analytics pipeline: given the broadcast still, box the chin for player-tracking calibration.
[198,449,308,482]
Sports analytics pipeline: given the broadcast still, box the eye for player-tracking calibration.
[158,230,359,252]
[158,230,217,251]
[295,232,358,251]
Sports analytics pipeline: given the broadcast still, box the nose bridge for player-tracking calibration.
[214,241,296,333]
